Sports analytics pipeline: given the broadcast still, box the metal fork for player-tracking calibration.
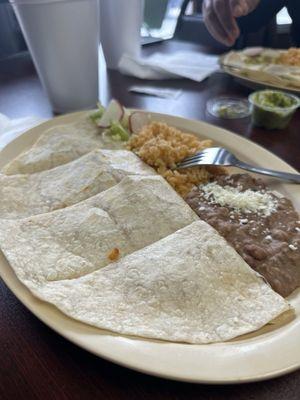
[176,147,300,183]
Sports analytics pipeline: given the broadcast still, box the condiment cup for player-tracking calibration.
[248,90,300,130]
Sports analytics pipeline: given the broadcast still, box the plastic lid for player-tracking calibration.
[207,97,251,119]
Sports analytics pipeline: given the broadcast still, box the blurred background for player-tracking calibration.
[0,0,293,62]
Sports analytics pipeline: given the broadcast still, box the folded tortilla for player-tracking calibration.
[222,49,300,89]
[0,149,156,219]
[0,175,198,281]
[2,117,123,175]
[0,218,288,343]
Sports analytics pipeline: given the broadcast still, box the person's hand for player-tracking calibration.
[202,0,260,46]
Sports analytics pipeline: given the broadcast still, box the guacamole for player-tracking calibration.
[249,90,300,130]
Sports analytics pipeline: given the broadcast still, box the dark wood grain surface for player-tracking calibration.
[0,40,300,400]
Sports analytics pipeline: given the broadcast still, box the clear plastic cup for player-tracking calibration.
[249,90,300,130]
[9,0,100,114]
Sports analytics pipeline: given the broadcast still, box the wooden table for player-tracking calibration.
[0,40,300,400]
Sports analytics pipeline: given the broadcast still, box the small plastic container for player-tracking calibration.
[207,97,251,119]
[249,90,300,130]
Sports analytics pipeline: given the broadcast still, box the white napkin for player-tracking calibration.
[0,114,45,150]
[119,51,220,82]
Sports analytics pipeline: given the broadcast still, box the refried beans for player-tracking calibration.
[185,174,300,297]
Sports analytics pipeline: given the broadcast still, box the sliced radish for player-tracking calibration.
[97,99,124,128]
[129,111,150,134]
[243,47,263,57]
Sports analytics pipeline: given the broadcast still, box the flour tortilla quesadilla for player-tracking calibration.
[0,218,289,344]
[2,117,123,176]
[0,149,156,219]
[0,175,198,281]
[222,49,300,89]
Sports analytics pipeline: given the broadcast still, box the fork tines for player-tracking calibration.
[176,150,207,168]
[179,152,205,163]
[176,154,206,169]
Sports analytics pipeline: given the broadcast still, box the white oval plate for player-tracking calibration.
[0,111,300,384]
[221,64,300,95]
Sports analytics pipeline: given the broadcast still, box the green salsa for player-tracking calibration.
[249,90,300,130]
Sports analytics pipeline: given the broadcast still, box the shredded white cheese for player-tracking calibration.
[200,182,278,216]
[289,244,298,251]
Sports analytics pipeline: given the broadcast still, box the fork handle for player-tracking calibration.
[235,161,300,183]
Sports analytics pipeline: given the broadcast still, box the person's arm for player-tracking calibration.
[237,0,285,34]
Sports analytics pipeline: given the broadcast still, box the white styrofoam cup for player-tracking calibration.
[10,0,100,113]
[100,0,143,70]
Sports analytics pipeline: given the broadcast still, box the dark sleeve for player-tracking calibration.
[237,0,286,34]
[287,0,300,46]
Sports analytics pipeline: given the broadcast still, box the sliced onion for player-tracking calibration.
[97,99,124,128]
